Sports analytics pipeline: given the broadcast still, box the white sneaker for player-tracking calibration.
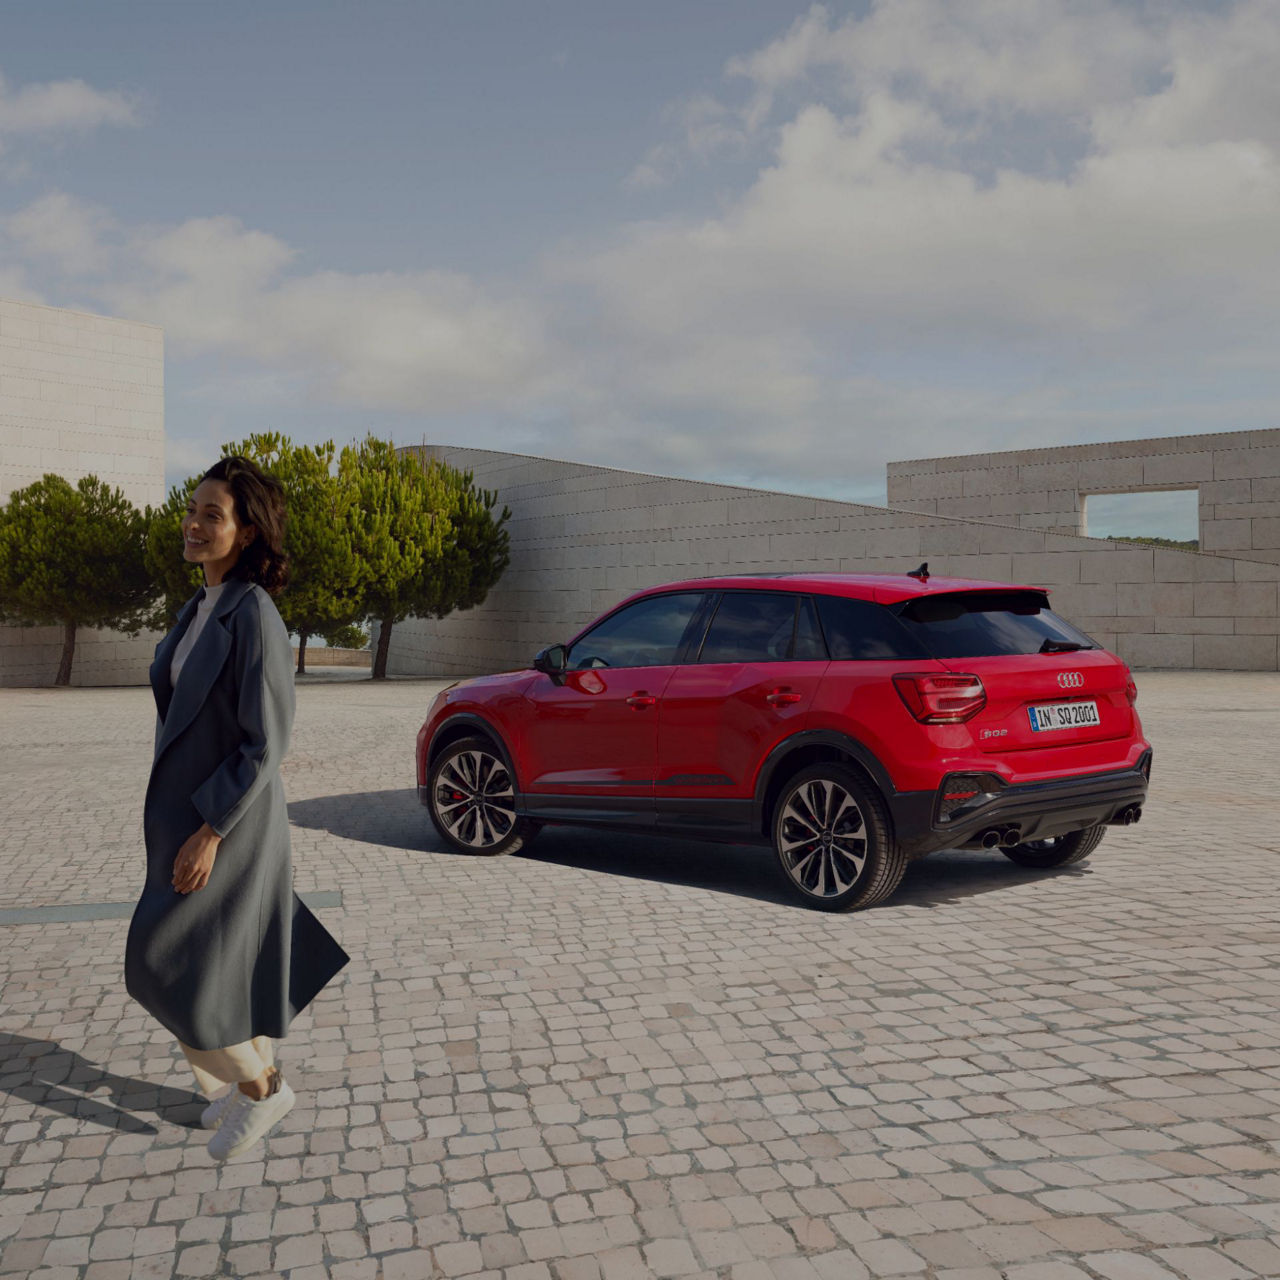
[207,1073,296,1161]
[200,1086,237,1130]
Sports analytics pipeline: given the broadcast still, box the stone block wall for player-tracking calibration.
[1,298,165,686]
[388,445,1279,676]
[886,428,1280,565]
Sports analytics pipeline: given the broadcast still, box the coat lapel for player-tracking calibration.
[150,590,203,723]
[154,579,255,761]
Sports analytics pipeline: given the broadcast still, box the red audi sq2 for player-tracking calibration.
[417,571,1151,911]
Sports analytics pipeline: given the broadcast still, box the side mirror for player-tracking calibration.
[533,644,568,683]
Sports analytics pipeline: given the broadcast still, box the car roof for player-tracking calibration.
[627,571,1046,606]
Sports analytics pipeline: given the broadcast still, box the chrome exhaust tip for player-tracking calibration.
[1000,828,1022,848]
[980,829,1002,849]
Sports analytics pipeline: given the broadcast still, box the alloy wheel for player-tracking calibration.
[778,778,868,898]
[433,748,517,849]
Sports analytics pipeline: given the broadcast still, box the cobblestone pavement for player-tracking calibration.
[2,672,1279,1280]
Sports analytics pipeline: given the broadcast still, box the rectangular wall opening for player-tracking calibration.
[1081,489,1199,549]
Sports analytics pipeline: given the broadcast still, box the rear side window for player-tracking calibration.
[569,592,705,669]
[895,591,1099,658]
[699,592,802,663]
[816,596,929,660]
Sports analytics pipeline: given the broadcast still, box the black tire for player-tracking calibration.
[427,736,539,856]
[1001,824,1105,868]
[771,763,907,911]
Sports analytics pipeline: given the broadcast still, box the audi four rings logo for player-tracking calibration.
[1058,671,1085,689]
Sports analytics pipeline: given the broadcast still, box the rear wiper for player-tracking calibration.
[1039,638,1090,653]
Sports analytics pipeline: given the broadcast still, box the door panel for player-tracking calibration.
[520,591,707,800]
[522,665,674,793]
[657,661,829,800]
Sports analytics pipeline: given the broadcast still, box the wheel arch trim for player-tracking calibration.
[753,730,897,833]
[427,713,523,793]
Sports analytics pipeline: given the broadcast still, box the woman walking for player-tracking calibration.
[126,456,348,1161]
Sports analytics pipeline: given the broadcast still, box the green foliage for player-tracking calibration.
[318,622,369,650]
[1107,534,1199,552]
[143,435,506,681]
[0,474,153,629]
[237,434,365,644]
[418,464,511,620]
[342,436,451,628]
[0,474,154,682]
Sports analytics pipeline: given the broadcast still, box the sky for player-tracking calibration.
[4,1,1279,539]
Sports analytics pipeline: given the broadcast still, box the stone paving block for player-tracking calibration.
[2,676,1280,1279]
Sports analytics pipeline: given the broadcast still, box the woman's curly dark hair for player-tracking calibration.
[202,456,290,595]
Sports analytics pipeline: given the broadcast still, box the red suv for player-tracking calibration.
[417,570,1151,911]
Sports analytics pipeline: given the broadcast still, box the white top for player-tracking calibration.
[169,580,228,687]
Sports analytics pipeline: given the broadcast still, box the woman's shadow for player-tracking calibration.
[0,1032,205,1134]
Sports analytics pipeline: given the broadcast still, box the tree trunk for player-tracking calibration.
[55,620,76,687]
[296,631,309,675]
[372,616,394,680]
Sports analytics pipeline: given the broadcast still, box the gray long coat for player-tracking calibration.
[126,578,348,1051]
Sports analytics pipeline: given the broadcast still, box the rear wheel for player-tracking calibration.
[771,763,906,911]
[427,737,539,856]
[1001,824,1105,868]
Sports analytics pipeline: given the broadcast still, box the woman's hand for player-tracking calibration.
[173,823,222,894]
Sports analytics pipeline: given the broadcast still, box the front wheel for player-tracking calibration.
[1001,824,1105,868]
[771,764,907,911]
[427,737,539,856]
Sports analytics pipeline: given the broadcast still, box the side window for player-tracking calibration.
[816,596,929,660]
[568,593,704,669]
[699,592,801,663]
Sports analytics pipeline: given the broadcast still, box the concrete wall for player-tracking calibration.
[0,298,165,686]
[388,445,1280,677]
[886,428,1280,565]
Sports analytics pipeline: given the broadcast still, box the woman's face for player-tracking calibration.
[182,479,255,585]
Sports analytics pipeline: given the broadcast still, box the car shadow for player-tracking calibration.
[520,829,1089,910]
[289,788,427,849]
[287,789,1089,910]
[0,1032,206,1134]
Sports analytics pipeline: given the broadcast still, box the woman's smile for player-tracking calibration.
[182,478,253,583]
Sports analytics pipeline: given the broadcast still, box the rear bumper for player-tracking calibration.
[890,751,1152,856]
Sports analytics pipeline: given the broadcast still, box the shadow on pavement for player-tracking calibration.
[288,788,1089,909]
[520,828,796,907]
[289,788,426,849]
[893,849,1090,907]
[521,829,1090,910]
[0,1033,205,1133]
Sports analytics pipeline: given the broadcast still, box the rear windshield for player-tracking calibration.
[894,591,1099,658]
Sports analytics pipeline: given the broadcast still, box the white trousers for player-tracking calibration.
[178,1036,275,1097]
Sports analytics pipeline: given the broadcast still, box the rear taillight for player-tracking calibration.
[1125,673,1138,705]
[893,673,987,723]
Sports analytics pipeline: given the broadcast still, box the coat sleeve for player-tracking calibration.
[191,591,295,837]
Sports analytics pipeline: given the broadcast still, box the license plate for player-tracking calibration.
[1028,699,1100,732]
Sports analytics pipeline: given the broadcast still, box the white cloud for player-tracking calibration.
[7,192,113,274]
[0,71,138,152]
[0,195,553,417]
[5,5,1280,504]
[565,0,1280,490]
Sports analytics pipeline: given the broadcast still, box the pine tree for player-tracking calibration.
[260,437,365,673]
[343,437,450,680]
[412,462,511,620]
[0,475,155,685]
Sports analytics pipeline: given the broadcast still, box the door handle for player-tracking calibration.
[626,693,657,709]
[766,689,802,706]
